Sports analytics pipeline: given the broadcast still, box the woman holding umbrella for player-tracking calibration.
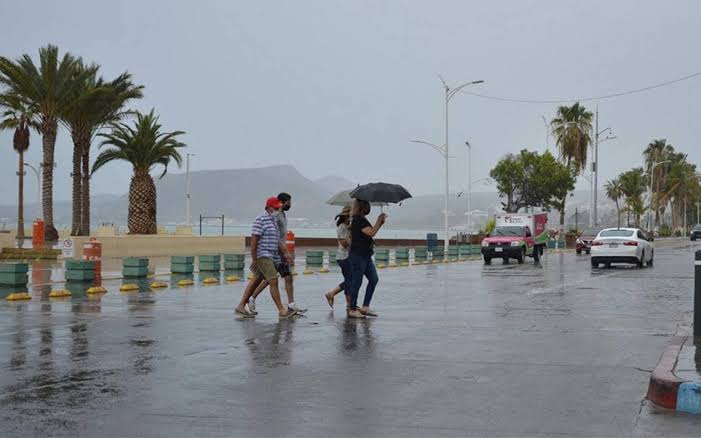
[347,199,386,318]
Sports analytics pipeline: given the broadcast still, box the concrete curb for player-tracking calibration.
[647,336,701,414]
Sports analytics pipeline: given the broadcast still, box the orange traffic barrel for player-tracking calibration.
[286,230,295,264]
[32,219,45,248]
[82,237,102,283]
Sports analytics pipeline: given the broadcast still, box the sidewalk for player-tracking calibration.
[647,336,701,414]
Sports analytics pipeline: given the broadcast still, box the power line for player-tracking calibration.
[460,70,701,104]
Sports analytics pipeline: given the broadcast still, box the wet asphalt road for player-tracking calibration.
[1,242,700,437]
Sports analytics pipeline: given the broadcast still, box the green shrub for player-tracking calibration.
[485,218,496,235]
[657,224,672,237]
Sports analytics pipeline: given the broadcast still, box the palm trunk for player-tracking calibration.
[41,119,59,241]
[80,145,90,235]
[70,138,82,236]
[128,170,157,235]
[16,149,25,248]
[615,200,620,228]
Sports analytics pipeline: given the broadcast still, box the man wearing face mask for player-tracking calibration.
[247,193,307,315]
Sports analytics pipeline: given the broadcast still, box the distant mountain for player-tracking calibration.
[0,165,616,231]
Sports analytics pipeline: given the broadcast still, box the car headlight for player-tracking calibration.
[481,240,489,247]
[576,238,582,244]
[510,241,521,247]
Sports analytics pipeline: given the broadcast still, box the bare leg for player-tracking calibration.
[237,276,263,310]
[251,279,269,300]
[284,275,294,304]
[268,278,287,314]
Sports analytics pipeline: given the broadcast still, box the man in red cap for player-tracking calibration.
[235,197,297,318]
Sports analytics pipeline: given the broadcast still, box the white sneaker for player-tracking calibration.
[247,299,257,314]
[288,304,307,314]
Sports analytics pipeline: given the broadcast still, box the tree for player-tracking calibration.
[619,168,646,227]
[490,149,575,213]
[643,139,675,224]
[661,157,699,231]
[0,45,91,241]
[0,94,39,246]
[550,102,593,230]
[92,110,185,234]
[604,178,623,228]
[60,64,143,235]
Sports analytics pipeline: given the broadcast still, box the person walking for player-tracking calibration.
[247,193,307,315]
[347,199,386,318]
[325,206,352,310]
[235,197,297,319]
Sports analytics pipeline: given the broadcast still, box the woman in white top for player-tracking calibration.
[325,206,352,309]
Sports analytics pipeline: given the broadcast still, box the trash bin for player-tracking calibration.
[426,233,438,251]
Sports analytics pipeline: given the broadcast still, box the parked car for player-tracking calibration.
[691,224,701,241]
[590,227,654,268]
[576,228,602,255]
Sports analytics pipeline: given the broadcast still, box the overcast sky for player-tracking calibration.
[1,0,699,202]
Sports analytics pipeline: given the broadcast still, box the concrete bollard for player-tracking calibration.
[695,250,701,337]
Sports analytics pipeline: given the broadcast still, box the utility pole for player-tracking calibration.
[592,107,598,227]
[185,153,194,227]
[465,141,472,237]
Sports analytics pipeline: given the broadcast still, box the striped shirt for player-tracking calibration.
[251,211,281,262]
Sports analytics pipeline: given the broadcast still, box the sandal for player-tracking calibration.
[234,307,255,318]
[325,292,334,308]
[359,308,378,317]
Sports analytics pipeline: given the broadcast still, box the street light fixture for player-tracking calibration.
[23,163,41,209]
[414,77,484,257]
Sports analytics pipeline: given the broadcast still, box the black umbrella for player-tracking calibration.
[349,182,412,205]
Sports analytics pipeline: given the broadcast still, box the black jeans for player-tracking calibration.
[336,258,352,292]
[348,253,379,309]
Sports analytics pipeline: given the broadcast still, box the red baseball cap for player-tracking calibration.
[266,197,283,209]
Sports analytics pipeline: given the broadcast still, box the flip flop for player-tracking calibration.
[325,292,334,308]
[234,307,255,318]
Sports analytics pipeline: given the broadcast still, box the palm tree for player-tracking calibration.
[0,45,91,241]
[643,139,674,224]
[0,94,39,247]
[619,168,646,227]
[550,102,593,230]
[92,110,185,234]
[60,64,143,235]
[604,178,623,228]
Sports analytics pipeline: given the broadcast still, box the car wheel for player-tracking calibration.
[533,246,540,262]
[591,259,598,268]
[586,250,591,255]
[517,248,525,264]
[638,251,645,268]
[576,249,582,255]
[648,251,654,267]
[503,257,509,264]
[483,257,491,265]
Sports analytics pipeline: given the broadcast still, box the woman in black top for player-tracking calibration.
[347,199,386,318]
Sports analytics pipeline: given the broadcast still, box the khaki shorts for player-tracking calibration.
[255,258,278,281]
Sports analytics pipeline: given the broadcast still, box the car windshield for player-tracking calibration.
[582,228,602,236]
[490,226,524,237]
[694,224,701,231]
[599,229,634,238]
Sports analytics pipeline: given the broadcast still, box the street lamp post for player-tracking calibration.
[185,153,194,227]
[465,141,472,237]
[592,107,615,227]
[424,77,484,257]
[23,163,41,210]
